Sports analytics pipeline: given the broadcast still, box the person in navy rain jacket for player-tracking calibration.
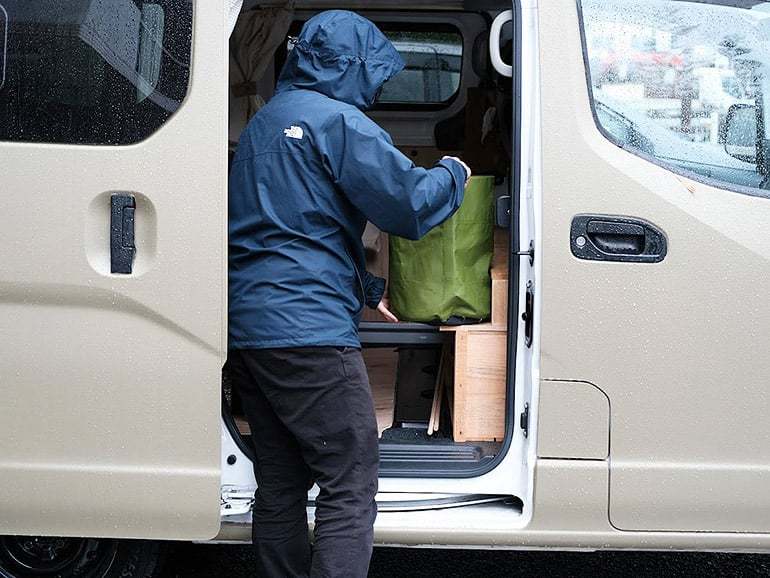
[227,10,470,578]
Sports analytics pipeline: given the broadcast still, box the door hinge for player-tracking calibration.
[521,281,534,348]
[520,402,530,438]
[221,486,254,517]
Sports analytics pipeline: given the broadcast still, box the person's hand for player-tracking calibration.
[442,156,472,183]
[377,297,399,323]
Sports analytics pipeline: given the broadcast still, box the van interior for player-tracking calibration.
[223,0,515,478]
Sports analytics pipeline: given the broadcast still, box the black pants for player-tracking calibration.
[227,347,379,578]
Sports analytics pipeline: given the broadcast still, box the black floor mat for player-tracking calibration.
[379,426,451,444]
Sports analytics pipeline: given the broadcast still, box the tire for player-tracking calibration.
[0,536,164,578]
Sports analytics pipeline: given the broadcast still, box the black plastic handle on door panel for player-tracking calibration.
[111,194,136,274]
[571,215,667,263]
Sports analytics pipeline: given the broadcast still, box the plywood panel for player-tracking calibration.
[492,229,510,275]
[491,229,509,327]
[491,278,508,326]
[451,325,507,442]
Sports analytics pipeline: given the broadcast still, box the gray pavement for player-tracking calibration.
[160,544,770,577]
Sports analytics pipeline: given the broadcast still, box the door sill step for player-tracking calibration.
[378,441,497,476]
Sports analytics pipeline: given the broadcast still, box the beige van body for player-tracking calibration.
[0,0,227,541]
[3,0,770,568]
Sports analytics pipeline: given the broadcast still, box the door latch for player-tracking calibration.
[495,195,512,229]
[110,194,136,274]
[520,402,530,438]
[516,240,535,266]
[522,281,534,348]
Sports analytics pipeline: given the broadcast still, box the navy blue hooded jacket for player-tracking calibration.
[229,10,467,349]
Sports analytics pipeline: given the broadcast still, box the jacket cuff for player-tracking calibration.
[436,158,469,198]
[363,271,387,309]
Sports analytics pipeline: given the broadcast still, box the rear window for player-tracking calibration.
[379,29,463,105]
[278,21,463,108]
[0,0,193,146]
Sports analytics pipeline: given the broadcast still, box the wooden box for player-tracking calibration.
[448,324,507,442]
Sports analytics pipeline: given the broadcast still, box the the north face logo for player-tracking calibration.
[284,126,304,140]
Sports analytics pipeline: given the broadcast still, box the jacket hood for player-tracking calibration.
[276,11,405,110]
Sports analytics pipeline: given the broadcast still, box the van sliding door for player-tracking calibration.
[0,0,226,540]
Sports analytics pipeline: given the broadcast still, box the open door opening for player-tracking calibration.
[221,0,530,514]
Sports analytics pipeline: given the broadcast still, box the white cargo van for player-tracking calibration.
[3,0,770,576]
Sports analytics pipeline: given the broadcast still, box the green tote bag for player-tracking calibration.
[389,175,495,324]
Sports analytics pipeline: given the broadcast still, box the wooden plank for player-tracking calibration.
[491,229,509,278]
[432,345,454,435]
[490,228,509,328]
[427,355,441,435]
[452,326,507,442]
[452,329,467,440]
[491,278,508,327]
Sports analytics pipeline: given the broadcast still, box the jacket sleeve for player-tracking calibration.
[320,110,467,241]
[362,270,386,309]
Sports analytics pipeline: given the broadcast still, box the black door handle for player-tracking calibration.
[586,220,645,255]
[571,215,667,263]
[111,194,136,274]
